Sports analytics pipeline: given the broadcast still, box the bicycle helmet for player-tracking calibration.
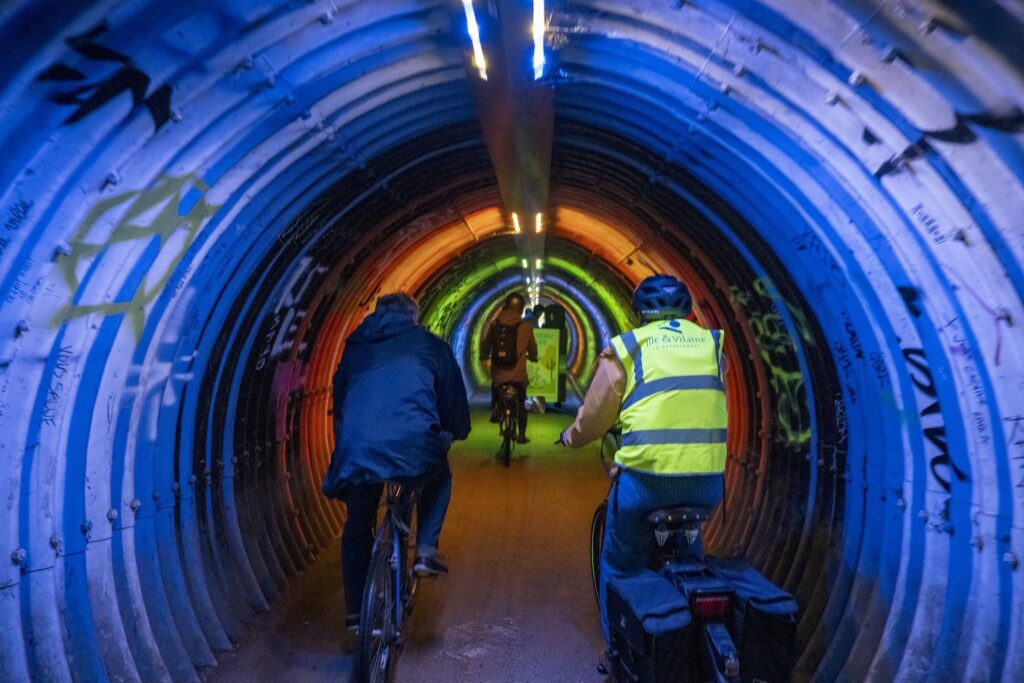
[631,274,691,321]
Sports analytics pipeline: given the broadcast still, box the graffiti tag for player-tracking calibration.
[37,22,173,130]
[902,348,968,496]
[255,256,327,370]
[732,279,812,448]
[41,346,74,427]
[50,173,219,339]
[0,199,33,262]
[1006,416,1024,490]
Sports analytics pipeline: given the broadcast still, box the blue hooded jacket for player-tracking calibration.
[322,305,471,496]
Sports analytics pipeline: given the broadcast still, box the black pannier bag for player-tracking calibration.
[607,571,691,683]
[490,321,520,368]
[706,558,799,683]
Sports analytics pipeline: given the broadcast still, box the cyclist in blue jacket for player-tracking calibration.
[322,292,471,631]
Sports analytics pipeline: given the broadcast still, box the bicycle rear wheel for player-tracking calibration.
[589,501,607,607]
[499,407,513,467]
[358,543,398,683]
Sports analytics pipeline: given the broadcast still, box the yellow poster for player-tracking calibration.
[527,328,560,398]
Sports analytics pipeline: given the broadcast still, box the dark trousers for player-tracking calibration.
[340,460,452,616]
[491,382,528,436]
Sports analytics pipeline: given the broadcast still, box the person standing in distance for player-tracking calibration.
[322,292,471,632]
[558,275,728,660]
[480,292,538,443]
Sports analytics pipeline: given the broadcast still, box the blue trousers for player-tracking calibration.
[599,469,724,644]
[340,460,452,616]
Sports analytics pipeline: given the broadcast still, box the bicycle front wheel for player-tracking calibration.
[500,433,512,467]
[589,501,607,607]
[358,545,398,683]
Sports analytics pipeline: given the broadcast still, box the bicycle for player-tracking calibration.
[356,482,420,683]
[588,430,743,683]
[496,382,521,467]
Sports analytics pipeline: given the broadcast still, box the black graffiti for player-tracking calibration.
[898,286,922,317]
[875,139,932,178]
[869,351,889,387]
[902,348,968,493]
[4,199,31,232]
[0,199,33,261]
[1006,416,1024,489]
[909,203,950,244]
[923,108,1024,143]
[875,107,1024,177]
[843,314,864,360]
[37,22,172,130]
[6,257,37,305]
[790,227,843,282]
[41,346,74,427]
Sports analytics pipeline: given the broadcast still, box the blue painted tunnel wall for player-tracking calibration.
[0,1,1022,681]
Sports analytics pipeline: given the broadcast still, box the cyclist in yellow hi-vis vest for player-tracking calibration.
[559,274,728,653]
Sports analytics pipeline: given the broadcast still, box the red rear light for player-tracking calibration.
[693,594,730,618]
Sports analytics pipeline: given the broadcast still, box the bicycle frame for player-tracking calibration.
[358,483,419,683]
[496,383,520,465]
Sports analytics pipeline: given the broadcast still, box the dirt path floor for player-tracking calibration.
[206,408,611,682]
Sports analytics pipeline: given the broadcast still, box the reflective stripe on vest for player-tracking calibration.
[610,319,727,475]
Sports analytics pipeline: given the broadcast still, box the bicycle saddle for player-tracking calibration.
[643,505,713,529]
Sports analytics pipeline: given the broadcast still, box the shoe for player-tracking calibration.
[345,613,360,633]
[413,554,449,577]
[516,435,529,444]
[597,650,612,675]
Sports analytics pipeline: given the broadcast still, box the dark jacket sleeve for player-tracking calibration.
[437,341,471,440]
[331,358,349,436]
[525,324,538,362]
[480,323,493,361]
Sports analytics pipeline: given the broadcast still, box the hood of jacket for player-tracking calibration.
[348,306,418,343]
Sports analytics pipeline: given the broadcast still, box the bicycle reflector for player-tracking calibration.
[692,594,731,618]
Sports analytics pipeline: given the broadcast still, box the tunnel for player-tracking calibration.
[1,0,1022,680]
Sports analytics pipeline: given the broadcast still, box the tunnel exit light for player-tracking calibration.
[533,0,545,79]
[462,0,488,80]
[512,212,521,233]
[535,212,543,233]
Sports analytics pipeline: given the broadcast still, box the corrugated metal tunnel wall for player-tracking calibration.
[0,0,1021,680]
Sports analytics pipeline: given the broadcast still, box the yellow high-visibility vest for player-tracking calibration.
[609,319,727,474]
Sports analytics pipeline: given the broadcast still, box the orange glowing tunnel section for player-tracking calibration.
[283,197,772,599]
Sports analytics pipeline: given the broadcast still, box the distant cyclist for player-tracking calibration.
[558,275,728,659]
[322,292,471,632]
[480,292,538,443]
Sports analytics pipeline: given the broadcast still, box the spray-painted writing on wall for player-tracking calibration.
[0,199,33,263]
[732,278,813,449]
[1006,416,1024,490]
[51,173,219,339]
[41,346,74,427]
[36,22,173,130]
[255,256,327,370]
[902,348,968,500]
